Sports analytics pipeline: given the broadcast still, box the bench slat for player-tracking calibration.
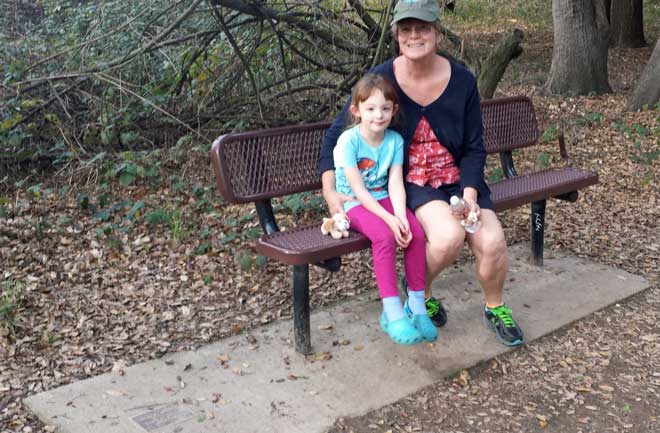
[257,226,370,265]
[490,167,598,212]
[482,96,540,154]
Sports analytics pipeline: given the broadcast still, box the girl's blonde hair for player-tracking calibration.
[348,73,399,124]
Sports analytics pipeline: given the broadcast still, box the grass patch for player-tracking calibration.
[0,279,25,341]
[444,0,551,31]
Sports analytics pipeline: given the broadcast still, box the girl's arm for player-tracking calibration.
[344,167,393,223]
[387,165,407,221]
[344,167,408,247]
[388,165,412,247]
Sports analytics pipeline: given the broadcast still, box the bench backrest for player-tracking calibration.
[482,96,539,155]
[210,97,539,204]
[210,122,331,204]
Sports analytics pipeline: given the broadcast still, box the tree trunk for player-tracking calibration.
[610,0,647,48]
[478,28,524,99]
[545,0,612,95]
[627,38,660,110]
[604,0,611,21]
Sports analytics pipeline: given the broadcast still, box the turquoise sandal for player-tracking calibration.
[380,312,423,345]
[411,314,438,342]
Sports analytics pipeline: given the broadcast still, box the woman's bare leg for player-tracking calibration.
[466,209,507,307]
[414,200,465,297]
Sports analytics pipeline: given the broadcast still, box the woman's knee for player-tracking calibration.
[472,224,507,261]
[426,227,464,258]
[484,235,507,260]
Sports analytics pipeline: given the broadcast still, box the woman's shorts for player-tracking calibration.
[405,181,494,212]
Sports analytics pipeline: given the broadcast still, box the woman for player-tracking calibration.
[319,0,524,346]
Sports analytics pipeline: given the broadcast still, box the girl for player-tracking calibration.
[333,74,437,345]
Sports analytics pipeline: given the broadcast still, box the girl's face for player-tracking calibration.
[350,89,397,136]
[396,18,438,60]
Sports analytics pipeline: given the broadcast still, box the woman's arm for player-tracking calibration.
[320,99,351,175]
[322,170,352,216]
[459,80,487,194]
[320,98,353,215]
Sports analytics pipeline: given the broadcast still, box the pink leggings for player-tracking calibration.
[347,197,426,298]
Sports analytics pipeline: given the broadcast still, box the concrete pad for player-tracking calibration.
[25,243,649,433]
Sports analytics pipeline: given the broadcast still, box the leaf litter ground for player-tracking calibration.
[1,31,660,433]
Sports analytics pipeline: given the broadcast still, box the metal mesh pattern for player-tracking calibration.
[482,96,539,154]
[218,123,330,202]
[257,226,370,266]
[490,168,598,212]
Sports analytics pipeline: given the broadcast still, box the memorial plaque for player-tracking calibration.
[131,405,194,432]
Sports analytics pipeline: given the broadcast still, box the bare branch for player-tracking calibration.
[94,72,209,141]
[346,0,381,38]
[208,2,266,126]
[208,0,365,54]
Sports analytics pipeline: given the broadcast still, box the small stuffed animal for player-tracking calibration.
[321,213,350,239]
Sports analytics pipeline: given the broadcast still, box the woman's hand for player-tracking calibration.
[322,187,353,216]
[463,197,481,220]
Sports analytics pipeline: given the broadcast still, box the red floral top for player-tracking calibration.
[406,116,460,188]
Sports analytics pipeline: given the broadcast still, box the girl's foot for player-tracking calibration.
[411,314,438,342]
[379,312,423,345]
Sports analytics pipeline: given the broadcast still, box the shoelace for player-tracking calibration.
[489,305,516,327]
[426,298,441,316]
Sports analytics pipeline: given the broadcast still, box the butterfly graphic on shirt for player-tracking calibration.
[357,157,386,192]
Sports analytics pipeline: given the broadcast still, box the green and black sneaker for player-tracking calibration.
[484,304,523,347]
[400,275,447,328]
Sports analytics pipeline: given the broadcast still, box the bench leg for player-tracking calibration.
[292,264,312,355]
[530,200,546,266]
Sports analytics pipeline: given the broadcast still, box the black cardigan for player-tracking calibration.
[320,58,489,199]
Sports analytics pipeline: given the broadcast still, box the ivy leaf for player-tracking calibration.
[119,172,136,187]
[94,209,111,221]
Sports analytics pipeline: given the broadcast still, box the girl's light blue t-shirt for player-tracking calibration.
[333,125,404,213]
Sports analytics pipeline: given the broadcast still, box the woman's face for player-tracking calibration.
[395,18,438,60]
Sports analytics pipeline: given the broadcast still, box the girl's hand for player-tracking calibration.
[386,215,411,248]
[396,214,412,248]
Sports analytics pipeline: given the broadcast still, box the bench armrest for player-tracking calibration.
[499,151,518,178]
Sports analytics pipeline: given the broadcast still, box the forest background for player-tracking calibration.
[1,0,660,432]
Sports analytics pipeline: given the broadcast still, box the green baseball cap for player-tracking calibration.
[391,0,441,25]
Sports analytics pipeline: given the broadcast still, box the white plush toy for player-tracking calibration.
[321,213,350,239]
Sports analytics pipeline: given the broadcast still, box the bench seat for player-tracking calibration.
[490,167,598,212]
[256,167,598,266]
[257,226,369,266]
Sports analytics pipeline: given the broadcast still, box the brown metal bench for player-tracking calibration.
[209,96,598,354]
